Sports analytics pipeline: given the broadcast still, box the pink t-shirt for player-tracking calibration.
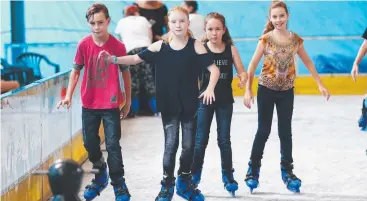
[74,34,126,109]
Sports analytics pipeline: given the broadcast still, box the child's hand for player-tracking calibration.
[199,89,215,105]
[98,50,113,63]
[318,84,330,101]
[243,89,254,109]
[351,63,359,82]
[56,97,72,109]
[237,72,247,89]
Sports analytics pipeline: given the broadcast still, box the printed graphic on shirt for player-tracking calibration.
[259,32,303,91]
[87,55,110,89]
[204,59,230,80]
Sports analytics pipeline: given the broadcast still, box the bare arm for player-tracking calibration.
[354,39,367,66]
[111,40,162,65]
[231,45,248,85]
[297,45,324,86]
[297,44,330,100]
[206,64,220,91]
[65,69,80,100]
[232,45,247,75]
[1,80,20,93]
[246,41,265,91]
[194,41,220,92]
[122,70,131,105]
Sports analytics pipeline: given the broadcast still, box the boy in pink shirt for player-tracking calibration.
[57,3,131,201]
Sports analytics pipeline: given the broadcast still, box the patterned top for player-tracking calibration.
[258,31,304,91]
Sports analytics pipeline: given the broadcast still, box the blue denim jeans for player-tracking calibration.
[161,112,197,177]
[250,85,294,165]
[191,101,234,172]
[82,107,124,182]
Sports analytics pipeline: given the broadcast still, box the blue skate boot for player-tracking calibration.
[84,162,108,200]
[244,161,261,193]
[280,162,302,193]
[191,168,202,188]
[155,176,175,201]
[221,169,238,197]
[358,98,367,131]
[111,177,131,201]
[176,173,205,201]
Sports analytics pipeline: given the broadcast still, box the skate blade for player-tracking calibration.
[224,186,237,197]
[176,191,204,201]
[287,187,301,194]
[246,181,259,194]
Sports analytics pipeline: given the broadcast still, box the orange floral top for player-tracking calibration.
[258,31,304,91]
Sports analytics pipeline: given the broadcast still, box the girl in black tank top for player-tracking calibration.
[191,12,248,197]
[97,6,220,201]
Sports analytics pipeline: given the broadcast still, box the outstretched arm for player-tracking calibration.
[98,41,163,66]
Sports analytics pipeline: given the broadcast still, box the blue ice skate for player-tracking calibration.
[191,168,202,188]
[281,167,302,193]
[84,165,108,200]
[244,161,260,193]
[176,174,205,201]
[221,169,238,197]
[155,177,175,201]
[112,177,131,201]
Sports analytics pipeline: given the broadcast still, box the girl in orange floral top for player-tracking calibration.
[243,0,330,194]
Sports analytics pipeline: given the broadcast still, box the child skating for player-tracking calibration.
[243,0,330,194]
[190,12,248,197]
[57,3,132,201]
[351,28,367,131]
[98,6,220,201]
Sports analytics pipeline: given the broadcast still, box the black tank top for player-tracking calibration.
[138,37,213,119]
[199,43,234,105]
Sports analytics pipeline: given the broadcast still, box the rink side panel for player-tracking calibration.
[232,75,367,96]
[0,71,106,201]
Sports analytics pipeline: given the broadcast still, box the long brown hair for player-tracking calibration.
[263,0,289,35]
[161,6,193,44]
[202,12,233,46]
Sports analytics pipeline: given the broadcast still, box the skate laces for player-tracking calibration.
[245,166,259,180]
[188,179,202,194]
[85,179,104,195]
[114,184,131,197]
[158,187,172,198]
[224,170,237,184]
[284,170,301,181]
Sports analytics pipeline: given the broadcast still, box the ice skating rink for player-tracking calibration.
[80,96,367,201]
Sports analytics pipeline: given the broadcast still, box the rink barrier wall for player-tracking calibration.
[232,75,367,96]
[0,70,106,201]
[0,72,365,201]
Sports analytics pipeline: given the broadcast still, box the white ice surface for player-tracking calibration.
[79,96,367,201]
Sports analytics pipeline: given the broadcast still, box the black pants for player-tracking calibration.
[192,101,234,172]
[82,107,124,182]
[161,112,197,177]
[250,85,294,165]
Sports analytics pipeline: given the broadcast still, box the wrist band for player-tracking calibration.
[112,56,117,64]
